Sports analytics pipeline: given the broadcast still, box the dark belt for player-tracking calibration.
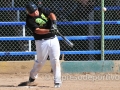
[40,36,55,40]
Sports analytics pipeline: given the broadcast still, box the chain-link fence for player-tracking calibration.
[0,0,120,61]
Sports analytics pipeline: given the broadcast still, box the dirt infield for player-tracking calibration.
[0,73,120,90]
[0,61,120,90]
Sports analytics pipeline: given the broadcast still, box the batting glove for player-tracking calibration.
[50,20,58,34]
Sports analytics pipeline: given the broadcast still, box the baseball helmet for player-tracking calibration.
[26,2,38,14]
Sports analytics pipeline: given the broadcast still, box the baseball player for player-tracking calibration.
[18,2,61,88]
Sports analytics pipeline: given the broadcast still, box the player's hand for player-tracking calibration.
[50,24,58,34]
[50,20,58,34]
[50,29,58,34]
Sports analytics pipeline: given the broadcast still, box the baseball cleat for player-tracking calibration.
[54,83,61,88]
[18,81,38,86]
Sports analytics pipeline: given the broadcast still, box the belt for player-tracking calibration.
[40,36,55,40]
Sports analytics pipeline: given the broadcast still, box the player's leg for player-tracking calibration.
[49,36,62,87]
[18,40,50,86]
[29,40,49,80]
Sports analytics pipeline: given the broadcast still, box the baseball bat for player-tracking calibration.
[57,31,74,47]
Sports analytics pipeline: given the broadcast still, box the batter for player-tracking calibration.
[18,2,61,88]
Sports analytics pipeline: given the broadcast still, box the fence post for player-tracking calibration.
[101,0,105,60]
[12,0,14,7]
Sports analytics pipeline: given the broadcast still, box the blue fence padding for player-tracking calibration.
[0,7,25,11]
[0,51,36,56]
[0,22,26,26]
[0,6,120,11]
[0,21,120,26]
[0,36,34,41]
[58,21,120,25]
[0,36,120,41]
[94,6,120,10]
[0,50,120,56]
[62,50,120,54]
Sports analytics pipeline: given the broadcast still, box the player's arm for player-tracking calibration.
[35,28,50,34]
[48,13,57,21]
[48,13,58,34]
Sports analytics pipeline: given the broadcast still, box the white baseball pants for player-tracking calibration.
[30,36,61,83]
